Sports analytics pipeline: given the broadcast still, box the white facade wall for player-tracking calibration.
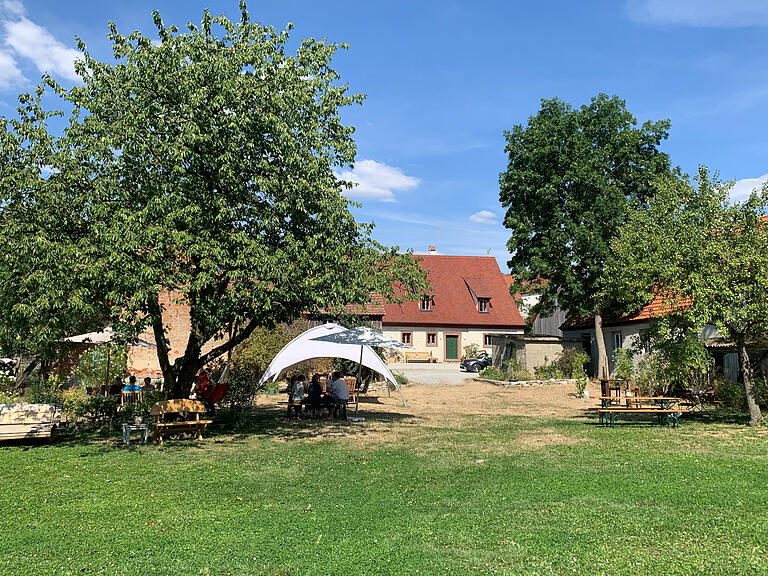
[383,326,523,362]
[563,321,650,375]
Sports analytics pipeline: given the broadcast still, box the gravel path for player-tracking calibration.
[387,362,478,386]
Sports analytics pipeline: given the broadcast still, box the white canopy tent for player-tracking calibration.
[258,323,407,406]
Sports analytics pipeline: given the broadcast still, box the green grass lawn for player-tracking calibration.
[2,404,768,575]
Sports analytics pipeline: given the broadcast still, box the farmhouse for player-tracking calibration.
[382,251,526,362]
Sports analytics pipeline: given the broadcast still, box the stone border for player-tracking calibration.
[474,377,579,388]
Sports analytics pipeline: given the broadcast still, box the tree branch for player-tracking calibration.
[197,318,259,367]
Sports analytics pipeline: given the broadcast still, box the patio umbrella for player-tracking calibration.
[62,327,155,388]
[310,326,411,405]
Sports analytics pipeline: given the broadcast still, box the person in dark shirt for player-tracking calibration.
[108,377,123,396]
[304,374,323,405]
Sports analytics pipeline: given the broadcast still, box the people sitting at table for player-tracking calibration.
[325,371,350,417]
[109,377,124,396]
[123,375,141,392]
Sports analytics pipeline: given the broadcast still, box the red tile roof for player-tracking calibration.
[383,255,525,328]
[343,293,386,316]
[563,291,691,329]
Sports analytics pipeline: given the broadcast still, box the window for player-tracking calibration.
[401,332,412,345]
[612,332,623,351]
[640,330,651,354]
[478,298,489,313]
[426,332,437,346]
[483,334,493,347]
[419,296,432,311]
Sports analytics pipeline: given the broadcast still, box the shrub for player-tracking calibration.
[0,374,20,403]
[612,347,635,381]
[479,366,505,380]
[85,394,119,423]
[508,369,533,381]
[571,352,589,396]
[534,357,564,380]
[462,344,480,360]
[26,374,64,404]
[556,348,590,378]
[62,387,92,420]
[392,371,409,387]
[634,356,665,396]
[714,375,744,409]
[74,346,127,390]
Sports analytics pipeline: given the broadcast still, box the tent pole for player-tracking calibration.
[105,347,111,390]
[357,345,363,384]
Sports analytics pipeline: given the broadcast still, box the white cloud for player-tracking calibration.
[627,0,768,27]
[469,210,499,224]
[730,173,768,202]
[0,49,23,88]
[336,159,420,203]
[2,0,23,16]
[3,15,81,82]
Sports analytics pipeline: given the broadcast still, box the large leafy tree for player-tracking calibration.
[499,94,673,378]
[0,4,427,398]
[606,169,768,425]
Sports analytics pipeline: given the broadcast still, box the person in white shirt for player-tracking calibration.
[327,371,349,402]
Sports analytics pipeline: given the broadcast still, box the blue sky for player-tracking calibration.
[1,1,767,270]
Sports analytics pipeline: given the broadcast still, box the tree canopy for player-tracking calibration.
[605,169,768,424]
[0,4,427,397]
[499,94,673,377]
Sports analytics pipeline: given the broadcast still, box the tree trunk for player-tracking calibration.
[736,333,762,426]
[594,312,610,380]
[147,294,176,398]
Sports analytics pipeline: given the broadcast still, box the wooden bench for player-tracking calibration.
[149,399,212,444]
[405,351,437,363]
[0,403,61,441]
[597,407,691,428]
[278,401,325,419]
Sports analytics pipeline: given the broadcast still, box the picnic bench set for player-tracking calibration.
[594,379,694,427]
[0,398,212,445]
[596,396,690,427]
[279,376,359,419]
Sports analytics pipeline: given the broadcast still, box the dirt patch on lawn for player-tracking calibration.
[516,428,585,450]
[251,378,599,448]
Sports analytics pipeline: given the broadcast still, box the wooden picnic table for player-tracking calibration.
[594,396,689,427]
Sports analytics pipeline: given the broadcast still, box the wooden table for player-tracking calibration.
[595,397,688,427]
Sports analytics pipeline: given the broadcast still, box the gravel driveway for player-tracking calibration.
[387,362,477,386]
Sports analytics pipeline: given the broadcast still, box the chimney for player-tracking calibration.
[428,246,436,254]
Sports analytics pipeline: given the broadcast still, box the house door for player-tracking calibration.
[445,335,459,361]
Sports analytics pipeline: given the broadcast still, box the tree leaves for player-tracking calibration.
[499,94,673,319]
[0,6,427,394]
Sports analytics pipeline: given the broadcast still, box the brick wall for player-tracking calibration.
[127,292,225,378]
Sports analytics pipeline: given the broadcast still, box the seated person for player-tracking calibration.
[123,375,141,392]
[304,374,324,405]
[286,374,296,400]
[326,371,350,406]
[291,375,305,403]
[142,376,155,392]
[109,377,124,396]
[198,370,211,398]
